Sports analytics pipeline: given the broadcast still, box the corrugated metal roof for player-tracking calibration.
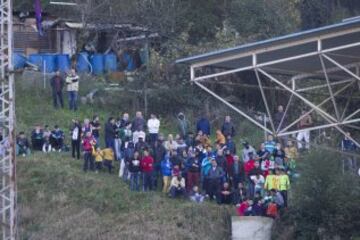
[176,18,360,65]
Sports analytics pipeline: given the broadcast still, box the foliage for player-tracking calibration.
[272,150,360,240]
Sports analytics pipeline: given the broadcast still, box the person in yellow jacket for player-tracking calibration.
[93,147,103,173]
[215,130,226,146]
[279,169,290,208]
[264,170,278,191]
[65,68,79,111]
[102,148,114,173]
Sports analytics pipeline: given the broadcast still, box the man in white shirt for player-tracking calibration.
[147,113,160,145]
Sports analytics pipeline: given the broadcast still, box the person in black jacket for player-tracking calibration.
[70,119,82,159]
[221,115,235,138]
[129,151,141,191]
[152,139,166,188]
[31,125,43,151]
[50,71,64,109]
[105,117,116,149]
[16,132,30,156]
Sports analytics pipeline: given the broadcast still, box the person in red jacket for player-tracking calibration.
[244,152,256,176]
[141,149,154,191]
[82,131,96,172]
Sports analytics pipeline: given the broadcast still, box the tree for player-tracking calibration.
[273,150,360,239]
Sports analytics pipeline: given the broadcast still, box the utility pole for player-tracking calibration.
[0,0,17,239]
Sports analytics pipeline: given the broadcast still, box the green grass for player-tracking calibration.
[15,77,232,240]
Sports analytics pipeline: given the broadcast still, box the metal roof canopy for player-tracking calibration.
[177,18,360,148]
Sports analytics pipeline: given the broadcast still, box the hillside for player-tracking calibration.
[15,78,232,240]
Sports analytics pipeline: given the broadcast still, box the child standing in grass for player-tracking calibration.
[82,131,96,172]
[93,147,103,173]
[102,148,114,173]
[129,151,141,191]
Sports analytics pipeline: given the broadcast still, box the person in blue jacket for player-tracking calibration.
[161,152,172,193]
[196,115,211,136]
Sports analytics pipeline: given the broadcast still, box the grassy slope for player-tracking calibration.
[15,78,232,240]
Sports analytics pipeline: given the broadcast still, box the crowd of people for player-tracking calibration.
[12,108,314,219]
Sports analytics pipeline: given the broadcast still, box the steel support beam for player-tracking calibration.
[0,0,16,239]
[257,68,338,123]
[193,80,273,135]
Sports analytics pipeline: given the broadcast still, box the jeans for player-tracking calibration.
[72,140,80,159]
[83,151,94,172]
[142,172,153,192]
[105,138,114,149]
[95,162,102,171]
[16,145,30,156]
[52,90,64,108]
[149,133,158,145]
[103,160,113,173]
[130,172,140,191]
[169,186,185,198]
[68,91,78,111]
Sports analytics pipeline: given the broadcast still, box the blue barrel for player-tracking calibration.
[28,54,43,69]
[123,52,135,71]
[56,54,71,73]
[104,53,117,72]
[76,52,90,73]
[13,53,26,69]
[90,54,104,75]
[42,54,56,73]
